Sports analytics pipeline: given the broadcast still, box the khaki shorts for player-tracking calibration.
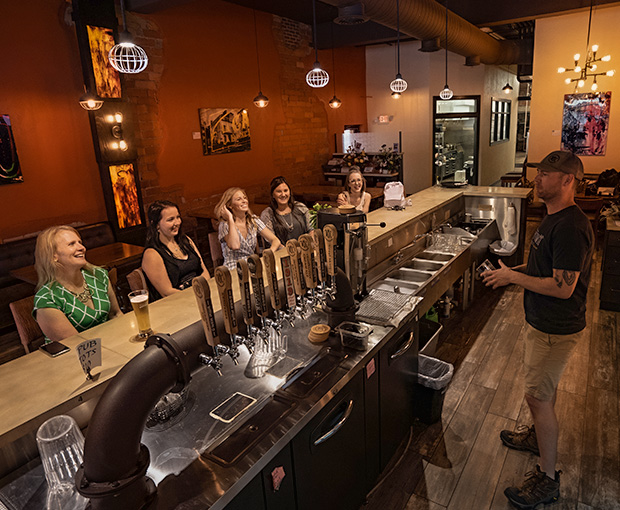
[523,323,582,401]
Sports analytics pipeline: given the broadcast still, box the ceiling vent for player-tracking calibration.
[334,3,369,25]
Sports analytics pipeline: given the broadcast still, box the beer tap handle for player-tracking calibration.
[192,275,219,349]
[323,224,338,278]
[263,248,282,312]
[286,239,305,297]
[214,266,238,337]
[299,234,317,290]
[247,254,268,319]
[236,259,255,327]
[314,228,328,285]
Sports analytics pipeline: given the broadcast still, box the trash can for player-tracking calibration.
[413,354,454,424]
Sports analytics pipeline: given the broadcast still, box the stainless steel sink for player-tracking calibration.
[403,259,444,272]
[385,268,432,283]
[440,227,475,237]
[370,280,419,295]
[414,252,453,262]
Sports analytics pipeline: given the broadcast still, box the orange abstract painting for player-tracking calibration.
[87,25,122,99]
[109,164,141,229]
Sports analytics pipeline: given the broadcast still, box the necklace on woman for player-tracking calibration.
[277,208,294,231]
[67,281,92,304]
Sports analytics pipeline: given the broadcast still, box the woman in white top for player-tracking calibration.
[214,187,281,269]
[337,167,371,214]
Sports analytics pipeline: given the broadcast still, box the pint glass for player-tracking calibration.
[128,289,152,339]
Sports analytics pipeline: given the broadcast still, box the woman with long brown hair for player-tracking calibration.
[337,167,371,213]
[215,187,281,269]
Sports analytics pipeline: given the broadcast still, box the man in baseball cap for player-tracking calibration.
[481,149,593,509]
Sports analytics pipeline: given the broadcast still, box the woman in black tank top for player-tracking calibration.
[142,200,210,300]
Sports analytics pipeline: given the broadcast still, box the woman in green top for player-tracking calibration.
[33,225,122,342]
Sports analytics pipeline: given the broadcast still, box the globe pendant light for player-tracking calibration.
[306,0,329,88]
[439,0,453,100]
[389,0,407,94]
[252,9,269,108]
[328,25,341,108]
[108,0,148,74]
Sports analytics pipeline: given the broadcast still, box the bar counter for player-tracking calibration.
[0,185,531,449]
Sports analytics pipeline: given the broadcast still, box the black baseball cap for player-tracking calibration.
[526,150,584,179]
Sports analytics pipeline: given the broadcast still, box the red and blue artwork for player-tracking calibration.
[561,92,611,156]
[0,115,22,185]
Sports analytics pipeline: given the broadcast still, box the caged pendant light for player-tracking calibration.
[328,25,342,109]
[439,0,453,100]
[306,0,329,88]
[252,9,269,108]
[389,0,407,95]
[79,87,104,111]
[108,0,148,74]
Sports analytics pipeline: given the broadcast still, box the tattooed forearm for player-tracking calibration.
[563,270,576,286]
[554,274,563,288]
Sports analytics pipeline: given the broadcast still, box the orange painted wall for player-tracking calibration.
[148,0,367,198]
[0,0,108,240]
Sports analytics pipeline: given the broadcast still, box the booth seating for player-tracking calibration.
[0,222,116,338]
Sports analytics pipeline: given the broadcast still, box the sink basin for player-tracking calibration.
[440,227,475,237]
[414,251,453,262]
[371,279,419,295]
[403,259,444,272]
[386,268,432,283]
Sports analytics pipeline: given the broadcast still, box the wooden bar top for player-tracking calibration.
[0,185,531,448]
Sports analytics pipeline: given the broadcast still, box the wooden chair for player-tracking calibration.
[208,232,224,269]
[9,296,45,354]
[126,268,148,292]
[574,196,604,249]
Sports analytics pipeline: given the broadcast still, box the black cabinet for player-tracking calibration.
[600,221,620,311]
[379,316,419,470]
[291,370,367,510]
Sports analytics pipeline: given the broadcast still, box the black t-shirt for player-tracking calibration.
[524,205,594,334]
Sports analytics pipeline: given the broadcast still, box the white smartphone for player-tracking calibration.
[39,342,70,357]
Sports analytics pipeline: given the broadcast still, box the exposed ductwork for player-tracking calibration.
[322,0,531,65]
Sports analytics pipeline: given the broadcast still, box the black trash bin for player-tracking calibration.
[413,354,454,424]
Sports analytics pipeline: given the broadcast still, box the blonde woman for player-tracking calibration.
[214,187,281,269]
[337,167,371,213]
[33,226,122,342]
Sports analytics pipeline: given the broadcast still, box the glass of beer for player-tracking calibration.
[128,289,153,340]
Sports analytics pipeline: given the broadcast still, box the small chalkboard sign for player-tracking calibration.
[76,338,102,380]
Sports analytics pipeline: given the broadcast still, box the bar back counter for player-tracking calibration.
[0,185,531,510]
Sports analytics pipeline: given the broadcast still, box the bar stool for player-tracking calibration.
[9,295,45,354]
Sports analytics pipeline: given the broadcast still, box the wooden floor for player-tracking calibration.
[363,219,620,510]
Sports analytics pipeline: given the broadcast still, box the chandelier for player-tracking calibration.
[557,0,614,91]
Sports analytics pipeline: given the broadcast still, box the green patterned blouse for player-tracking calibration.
[33,267,112,334]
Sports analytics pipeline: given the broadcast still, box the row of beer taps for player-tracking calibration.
[192,224,340,375]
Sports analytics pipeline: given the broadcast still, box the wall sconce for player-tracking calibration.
[108,112,128,151]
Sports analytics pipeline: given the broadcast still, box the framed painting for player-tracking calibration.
[0,115,23,185]
[561,92,611,156]
[87,25,122,99]
[198,108,251,155]
[109,163,142,229]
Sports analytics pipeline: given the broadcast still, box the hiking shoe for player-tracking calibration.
[500,425,540,456]
[505,465,561,509]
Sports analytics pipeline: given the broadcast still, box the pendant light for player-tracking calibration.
[389,0,407,94]
[79,87,103,111]
[328,25,341,108]
[306,0,329,88]
[108,0,148,74]
[439,0,453,100]
[502,83,513,94]
[252,9,269,108]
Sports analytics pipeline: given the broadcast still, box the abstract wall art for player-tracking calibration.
[109,163,141,229]
[561,92,611,156]
[198,108,251,155]
[0,115,23,185]
[87,25,122,99]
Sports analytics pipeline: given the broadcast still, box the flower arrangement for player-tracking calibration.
[342,145,369,167]
[309,203,332,229]
[376,144,402,173]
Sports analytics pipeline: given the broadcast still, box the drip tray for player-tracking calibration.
[203,394,297,466]
[278,348,346,399]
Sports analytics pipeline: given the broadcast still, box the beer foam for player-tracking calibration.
[130,294,148,304]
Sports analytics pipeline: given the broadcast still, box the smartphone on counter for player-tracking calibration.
[39,341,70,357]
